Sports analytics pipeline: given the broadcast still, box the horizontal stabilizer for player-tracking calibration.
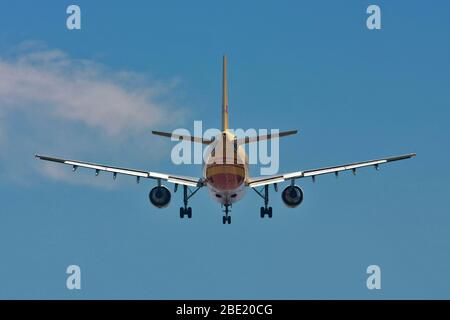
[236,130,298,144]
[152,130,213,145]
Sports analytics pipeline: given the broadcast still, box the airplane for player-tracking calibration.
[35,56,416,224]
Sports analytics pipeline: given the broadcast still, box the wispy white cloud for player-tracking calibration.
[0,45,180,136]
[0,43,184,187]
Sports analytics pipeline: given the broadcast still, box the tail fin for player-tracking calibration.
[222,55,229,131]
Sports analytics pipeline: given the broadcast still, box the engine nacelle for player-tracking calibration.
[149,185,171,208]
[281,185,304,208]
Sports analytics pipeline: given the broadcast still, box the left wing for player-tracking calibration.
[247,153,416,188]
[35,154,203,187]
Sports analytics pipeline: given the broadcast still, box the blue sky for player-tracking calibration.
[0,0,449,299]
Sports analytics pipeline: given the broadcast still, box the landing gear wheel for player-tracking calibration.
[260,207,273,218]
[187,207,192,219]
[180,207,185,219]
[222,215,232,224]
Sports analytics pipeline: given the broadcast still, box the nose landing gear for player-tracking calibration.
[222,204,232,224]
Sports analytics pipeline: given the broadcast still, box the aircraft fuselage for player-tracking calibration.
[204,131,248,206]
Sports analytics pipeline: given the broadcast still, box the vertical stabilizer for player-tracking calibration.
[222,55,229,131]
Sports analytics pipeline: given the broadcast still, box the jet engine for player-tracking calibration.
[281,185,304,208]
[149,185,171,208]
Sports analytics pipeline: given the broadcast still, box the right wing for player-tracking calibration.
[247,153,416,188]
[35,154,203,187]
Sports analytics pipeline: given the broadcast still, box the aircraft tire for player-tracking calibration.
[180,207,185,219]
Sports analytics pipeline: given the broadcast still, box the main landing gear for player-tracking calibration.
[179,185,201,219]
[260,206,272,218]
[180,207,192,219]
[222,205,232,224]
[253,185,274,219]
